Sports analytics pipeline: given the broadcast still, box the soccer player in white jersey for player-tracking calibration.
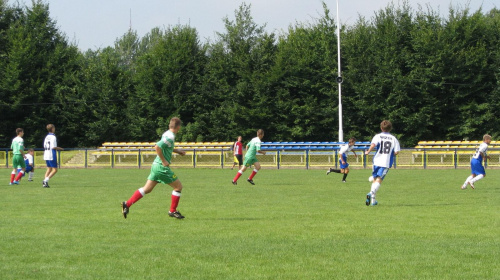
[326,137,358,182]
[461,134,491,190]
[364,120,400,206]
[43,124,64,188]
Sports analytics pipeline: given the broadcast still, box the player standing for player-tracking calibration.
[121,117,187,219]
[43,124,64,188]
[364,120,400,206]
[232,129,266,185]
[9,128,26,185]
[461,134,491,190]
[326,137,358,182]
[231,136,243,170]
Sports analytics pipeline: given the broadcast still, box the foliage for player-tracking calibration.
[1,1,499,147]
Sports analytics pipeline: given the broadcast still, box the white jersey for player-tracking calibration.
[339,144,354,155]
[43,133,58,160]
[472,142,488,161]
[25,154,34,165]
[371,132,400,168]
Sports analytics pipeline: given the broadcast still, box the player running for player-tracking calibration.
[231,136,243,170]
[326,137,358,182]
[9,128,26,185]
[364,120,400,206]
[43,124,64,188]
[121,117,187,219]
[461,134,491,190]
[232,129,266,185]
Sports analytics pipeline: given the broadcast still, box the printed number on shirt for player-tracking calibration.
[379,141,392,154]
[45,141,51,151]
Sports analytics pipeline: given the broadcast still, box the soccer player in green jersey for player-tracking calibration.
[121,117,187,219]
[10,128,26,185]
[232,129,266,185]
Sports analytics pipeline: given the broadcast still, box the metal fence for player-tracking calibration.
[2,148,499,169]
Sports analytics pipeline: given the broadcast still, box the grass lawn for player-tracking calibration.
[1,168,499,279]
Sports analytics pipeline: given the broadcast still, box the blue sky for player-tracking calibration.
[8,0,498,50]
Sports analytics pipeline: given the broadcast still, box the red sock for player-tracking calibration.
[10,172,15,183]
[170,191,181,213]
[14,171,24,182]
[126,189,145,207]
[233,171,243,182]
[249,169,258,180]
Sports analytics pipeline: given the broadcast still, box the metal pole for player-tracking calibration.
[336,0,343,142]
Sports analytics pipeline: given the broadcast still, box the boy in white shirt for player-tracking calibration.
[364,120,400,206]
[461,134,491,190]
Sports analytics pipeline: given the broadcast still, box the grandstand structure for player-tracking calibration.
[1,140,500,169]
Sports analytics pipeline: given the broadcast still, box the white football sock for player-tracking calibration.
[470,174,484,183]
[44,177,50,182]
[28,172,34,180]
[370,182,380,198]
[462,175,473,187]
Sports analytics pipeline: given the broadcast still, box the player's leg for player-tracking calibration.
[168,179,184,219]
[342,167,349,182]
[48,168,58,179]
[232,163,248,184]
[468,160,485,189]
[461,174,474,189]
[121,179,158,219]
[27,166,34,181]
[231,156,237,170]
[366,167,387,206]
[10,168,16,184]
[14,167,26,183]
[247,161,261,185]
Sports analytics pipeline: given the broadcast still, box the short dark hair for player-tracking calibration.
[16,128,23,135]
[169,117,182,129]
[348,137,356,142]
[380,120,392,132]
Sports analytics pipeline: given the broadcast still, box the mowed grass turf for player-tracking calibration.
[1,168,499,279]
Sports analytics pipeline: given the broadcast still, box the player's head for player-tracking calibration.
[348,137,356,146]
[257,129,264,139]
[237,136,242,142]
[27,148,34,155]
[46,124,55,133]
[483,134,492,144]
[380,120,392,132]
[16,128,24,137]
[169,117,182,133]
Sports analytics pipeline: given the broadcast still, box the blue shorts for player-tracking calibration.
[25,165,34,173]
[372,166,389,180]
[46,159,58,168]
[470,159,485,175]
[339,153,349,169]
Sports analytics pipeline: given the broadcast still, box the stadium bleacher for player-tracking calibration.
[98,141,371,151]
[415,140,500,150]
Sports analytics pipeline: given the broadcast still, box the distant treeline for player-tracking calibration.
[1,0,499,147]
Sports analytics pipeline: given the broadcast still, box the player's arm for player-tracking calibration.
[155,145,169,166]
[352,150,358,158]
[365,143,376,155]
[480,152,489,161]
[258,150,266,155]
[173,148,186,156]
[53,147,64,151]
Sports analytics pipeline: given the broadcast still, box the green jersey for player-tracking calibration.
[245,137,262,159]
[153,130,175,165]
[11,136,24,155]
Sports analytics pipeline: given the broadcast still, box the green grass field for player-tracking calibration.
[1,168,499,279]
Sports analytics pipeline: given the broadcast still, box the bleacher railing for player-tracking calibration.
[2,148,498,169]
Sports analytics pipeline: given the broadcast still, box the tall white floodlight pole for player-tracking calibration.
[336,0,343,142]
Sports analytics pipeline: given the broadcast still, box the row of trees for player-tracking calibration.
[1,0,499,148]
